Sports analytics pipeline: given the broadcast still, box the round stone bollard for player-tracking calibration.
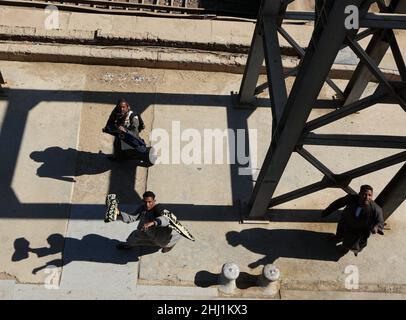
[258,264,280,296]
[218,262,240,294]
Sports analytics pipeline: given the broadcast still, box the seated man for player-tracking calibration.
[116,191,182,253]
[321,185,384,256]
[103,98,146,161]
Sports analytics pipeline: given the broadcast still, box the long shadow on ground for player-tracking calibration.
[12,234,159,274]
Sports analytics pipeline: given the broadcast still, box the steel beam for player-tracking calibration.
[303,89,386,133]
[277,26,345,99]
[346,35,406,111]
[238,24,265,105]
[297,147,357,195]
[376,162,406,220]
[360,13,406,29]
[0,70,5,95]
[268,150,406,208]
[248,0,366,217]
[343,150,406,177]
[262,16,288,125]
[268,180,331,208]
[238,0,286,106]
[343,0,406,106]
[387,30,406,81]
[282,11,314,21]
[302,133,406,149]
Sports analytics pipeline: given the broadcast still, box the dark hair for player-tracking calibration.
[360,185,373,192]
[143,191,156,199]
[115,98,130,110]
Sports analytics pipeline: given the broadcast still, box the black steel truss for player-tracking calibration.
[0,70,5,95]
[238,0,406,220]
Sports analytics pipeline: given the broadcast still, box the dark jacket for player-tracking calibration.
[120,204,177,246]
[322,194,384,232]
[104,109,145,139]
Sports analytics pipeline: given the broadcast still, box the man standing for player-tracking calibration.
[321,185,384,256]
[116,191,183,253]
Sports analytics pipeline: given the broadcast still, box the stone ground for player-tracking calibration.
[0,59,405,300]
[0,4,406,300]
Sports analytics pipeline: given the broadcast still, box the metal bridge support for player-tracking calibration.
[0,70,5,96]
[238,0,406,218]
[376,163,406,221]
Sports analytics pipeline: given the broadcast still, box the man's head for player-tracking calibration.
[116,98,130,116]
[358,184,373,206]
[143,191,156,210]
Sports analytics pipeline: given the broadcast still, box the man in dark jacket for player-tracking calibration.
[103,98,145,161]
[322,185,384,256]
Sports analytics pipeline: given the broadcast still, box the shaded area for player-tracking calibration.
[31,147,111,183]
[267,209,341,223]
[0,88,262,219]
[30,147,151,181]
[227,105,255,211]
[12,233,159,274]
[226,228,344,268]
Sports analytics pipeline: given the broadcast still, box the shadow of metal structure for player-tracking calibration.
[237,0,406,219]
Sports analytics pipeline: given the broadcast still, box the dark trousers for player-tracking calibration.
[336,220,370,252]
[113,137,150,162]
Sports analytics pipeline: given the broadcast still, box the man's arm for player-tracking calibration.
[321,195,349,217]
[103,111,119,134]
[371,203,385,235]
[154,214,170,227]
[142,208,171,230]
[128,113,145,133]
[138,114,145,132]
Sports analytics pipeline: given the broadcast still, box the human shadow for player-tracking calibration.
[30,147,151,183]
[226,228,344,268]
[12,233,160,274]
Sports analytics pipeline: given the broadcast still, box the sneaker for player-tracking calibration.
[337,245,350,255]
[105,194,119,223]
[161,246,174,253]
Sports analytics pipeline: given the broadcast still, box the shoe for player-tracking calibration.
[116,243,132,250]
[105,194,119,223]
[337,245,349,255]
[161,246,174,253]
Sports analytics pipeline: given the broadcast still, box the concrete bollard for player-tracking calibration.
[258,264,280,296]
[218,262,240,294]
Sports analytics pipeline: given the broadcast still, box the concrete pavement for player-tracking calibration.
[0,59,405,299]
[0,3,405,299]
